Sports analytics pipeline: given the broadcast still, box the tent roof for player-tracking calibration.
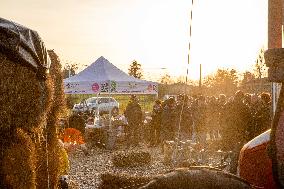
[64,56,150,83]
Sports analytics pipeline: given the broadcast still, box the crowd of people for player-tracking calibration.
[124,91,272,153]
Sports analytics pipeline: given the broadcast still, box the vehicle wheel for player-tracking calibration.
[111,107,119,115]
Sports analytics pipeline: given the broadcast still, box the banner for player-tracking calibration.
[64,80,158,94]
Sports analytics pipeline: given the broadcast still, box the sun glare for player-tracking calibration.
[0,0,268,82]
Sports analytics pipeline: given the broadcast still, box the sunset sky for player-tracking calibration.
[1,0,268,81]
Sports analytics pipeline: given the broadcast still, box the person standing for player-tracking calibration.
[222,90,251,173]
[175,95,193,141]
[254,92,272,136]
[206,96,219,141]
[124,95,143,147]
[194,95,208,148]
[149,100,163,146]
[161,97,177,143]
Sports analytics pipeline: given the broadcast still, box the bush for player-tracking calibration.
[99,172,152,189]
[112,151,151,167]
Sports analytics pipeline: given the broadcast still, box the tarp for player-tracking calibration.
[0,17,50,79]
[64,56,158,94]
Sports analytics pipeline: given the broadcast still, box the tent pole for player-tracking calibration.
[108,80,112,131]
[96,92,99,116]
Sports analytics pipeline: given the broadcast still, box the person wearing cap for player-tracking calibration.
[124,95,143,147]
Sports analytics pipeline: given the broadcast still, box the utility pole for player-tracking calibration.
[268,0,282,49]
[199,64,202,88]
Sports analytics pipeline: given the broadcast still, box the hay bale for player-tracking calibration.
[35,50,68,188]
[58,144,70,175]
[0,52,53,187]
[112,151,151,167]
[99,172,152,189]
[41,50,68,188]
[0,23,67,189]
[35,140,70,188]
[0,53,52,132]
[0,49,69,188]
[2,128,36,189]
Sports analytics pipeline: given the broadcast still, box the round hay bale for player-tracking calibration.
[35,140,70,188]
[112,151,151,167]
[139,167,252,189]
[0,53,53,132]
[2,128,36,189]
[0,52,53,187]
[99,172,152,189]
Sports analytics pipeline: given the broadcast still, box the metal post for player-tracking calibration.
[106,80,116,150]
[108,80,112,131]
[268,0,282,115]
[199,64,202,88]
[96,92,99,116]
[272,83,277,114]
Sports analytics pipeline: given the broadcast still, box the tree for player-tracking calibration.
[254,47,267,79]
[160,74,173,84]
[62,63,78,79]
[128,60,143,79]
[203,68,239,95]
[242,71,255,84]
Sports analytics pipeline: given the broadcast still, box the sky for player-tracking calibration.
[0,0,268,81]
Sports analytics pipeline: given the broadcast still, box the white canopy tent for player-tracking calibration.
[64,56,158,95]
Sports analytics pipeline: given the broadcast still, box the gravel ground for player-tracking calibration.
[69,145,172,189]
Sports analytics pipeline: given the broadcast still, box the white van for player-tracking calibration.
[73,97,119,114]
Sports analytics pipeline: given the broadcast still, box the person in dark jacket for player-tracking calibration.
[161,97,177,143]
[254,92,271,136]
[149,99,163,146]
[222,90,251,173]
[124,95,143,146]
[175,95,193,141]
[206,96,219,140]
[222,90,251,148]
[242,93,256,141]
[194,95,208,148]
